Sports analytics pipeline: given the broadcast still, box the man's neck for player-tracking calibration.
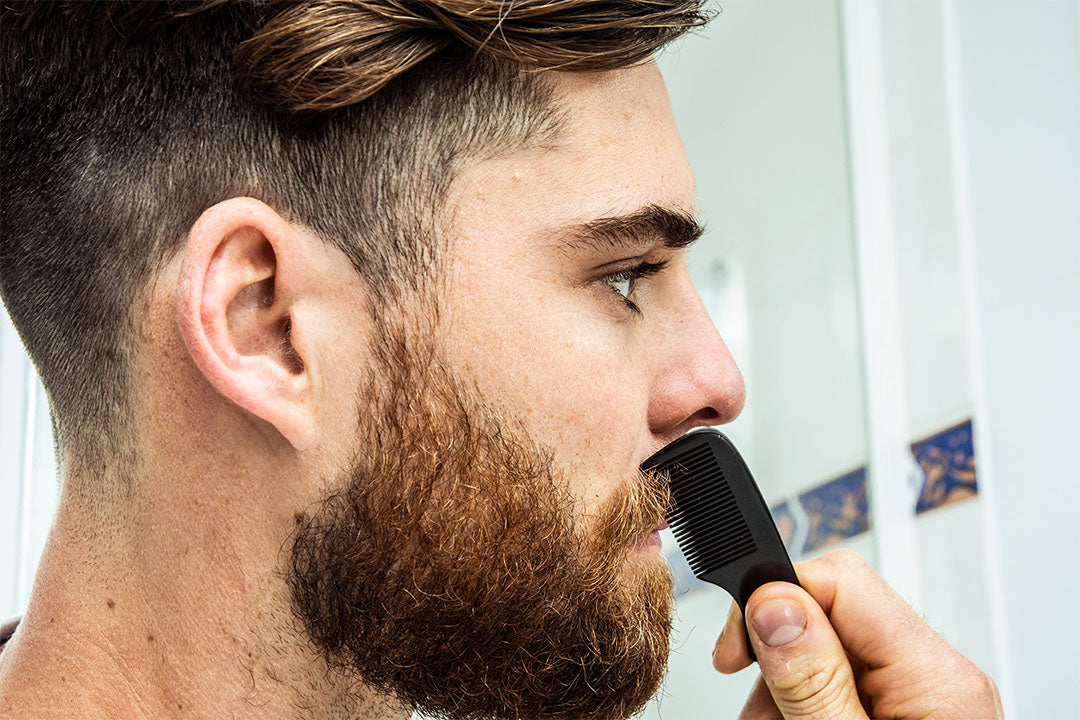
[0,492,408,720]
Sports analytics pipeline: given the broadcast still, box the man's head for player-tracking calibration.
[1,2,744,718]
[0,1,712,473]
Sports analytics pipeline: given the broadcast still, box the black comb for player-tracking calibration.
[642,428,800,661]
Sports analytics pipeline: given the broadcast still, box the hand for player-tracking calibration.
[711,549,1004,719]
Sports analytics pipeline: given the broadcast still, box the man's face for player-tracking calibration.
[441,62,744,530]
[288,62,744,719]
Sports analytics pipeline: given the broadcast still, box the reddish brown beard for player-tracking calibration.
[287,335,673,720]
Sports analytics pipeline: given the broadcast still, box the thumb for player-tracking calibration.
[745,582,868,720]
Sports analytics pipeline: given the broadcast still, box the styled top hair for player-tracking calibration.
[0,0,708,483]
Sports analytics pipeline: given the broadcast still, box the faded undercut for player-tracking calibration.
[0,0,708,483]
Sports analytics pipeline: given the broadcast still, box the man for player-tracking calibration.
[0,2,1002,718]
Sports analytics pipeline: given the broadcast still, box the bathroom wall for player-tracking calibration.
[652,1,877,715]
[654,2,1079,718]
[0,310,57,619]
[946,2,1080,716]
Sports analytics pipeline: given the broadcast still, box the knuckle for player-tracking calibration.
[771,660,854,717]
[823,548,870,573]
[958,657,983,680]
[950,659,1003,715]
[973,668,1000,703]
[799,662,842,702]
[820,548,890,600]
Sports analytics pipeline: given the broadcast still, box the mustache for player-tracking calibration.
[589,468,671,553]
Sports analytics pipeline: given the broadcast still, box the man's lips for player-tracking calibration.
[637,518,668,543]
[634,522,666,551]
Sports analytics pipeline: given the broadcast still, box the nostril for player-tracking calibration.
[697,407,721,423]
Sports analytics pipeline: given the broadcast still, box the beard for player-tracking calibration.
[287,329,673,720]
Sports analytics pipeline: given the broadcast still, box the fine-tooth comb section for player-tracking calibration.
[665,444,757,574]
[643,428,800,664]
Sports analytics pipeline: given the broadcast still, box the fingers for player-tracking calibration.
[712,600,751,673]
[791,551,1003,717]
[736,675,782,720]
[858,650,1005,720]
[711,549,917,674]
[735,550,1003,720]
[745,581,869,720]
[791,549,946,670]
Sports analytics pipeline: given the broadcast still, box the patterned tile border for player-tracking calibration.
[764,418,979,556]
[797,467,870,554]
[910,419,978,514]
[666,419,979,586]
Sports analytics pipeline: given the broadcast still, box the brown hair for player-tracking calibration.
[0,0,708,482]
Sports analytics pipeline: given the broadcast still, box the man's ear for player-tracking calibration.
[177,197,315,450]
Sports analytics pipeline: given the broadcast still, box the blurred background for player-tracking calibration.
[2,1,1078,718]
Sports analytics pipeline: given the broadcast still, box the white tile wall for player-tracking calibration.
[0,308,57,621]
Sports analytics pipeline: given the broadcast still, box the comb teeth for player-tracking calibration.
[663,443,757,576]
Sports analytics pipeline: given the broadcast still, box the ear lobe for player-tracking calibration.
[177,197,315,451]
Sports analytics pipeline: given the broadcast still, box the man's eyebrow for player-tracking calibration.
[560,204,705,253]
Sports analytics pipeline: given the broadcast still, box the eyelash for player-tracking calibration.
[603,259,669,314]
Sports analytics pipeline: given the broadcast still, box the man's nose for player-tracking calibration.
[647,281,746,441]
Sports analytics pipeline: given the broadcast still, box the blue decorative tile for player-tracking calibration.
[665,419,977,596]
[798,468,869,554]
[911,419,978,514]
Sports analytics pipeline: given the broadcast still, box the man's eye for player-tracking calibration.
[601,260,669,312]
[607,271,636,300]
